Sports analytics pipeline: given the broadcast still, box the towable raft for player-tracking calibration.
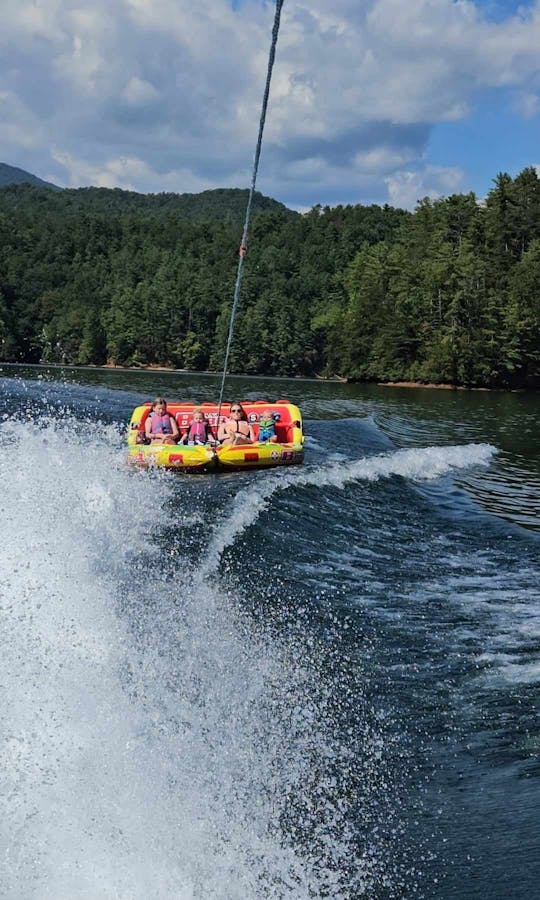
[127,400,304,472]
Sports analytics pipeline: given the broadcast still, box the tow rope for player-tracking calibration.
[215,0,284,433]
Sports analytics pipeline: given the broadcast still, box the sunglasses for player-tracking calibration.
[231,408,242,413]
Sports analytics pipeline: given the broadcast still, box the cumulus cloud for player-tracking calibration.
[52,149,219,193]
[385,166,466,210]
[1,0,539,207]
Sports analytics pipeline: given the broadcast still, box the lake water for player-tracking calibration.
[1,363,539,899]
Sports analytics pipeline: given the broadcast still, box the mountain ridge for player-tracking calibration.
[0,164,294,224]
[0,162,61,191]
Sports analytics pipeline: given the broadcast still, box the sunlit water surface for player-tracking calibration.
[1,364,539,899]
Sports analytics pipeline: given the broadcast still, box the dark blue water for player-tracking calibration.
[1,364,539,899]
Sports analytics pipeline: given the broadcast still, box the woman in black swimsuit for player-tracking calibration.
[217,402,255,446]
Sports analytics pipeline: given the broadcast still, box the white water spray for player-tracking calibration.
[0,417,401,898]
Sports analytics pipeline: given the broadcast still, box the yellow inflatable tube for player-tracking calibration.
[127,400,304,472]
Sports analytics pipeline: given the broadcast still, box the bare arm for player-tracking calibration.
[217,421,229,442]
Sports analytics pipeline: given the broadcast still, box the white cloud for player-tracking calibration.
[353,146,417,173]
[52,150,218,193]
[513,90,539,118]
[2,0,67,41]
[1,0,540,206]
[385,166,466,210]
[123,77,160,106]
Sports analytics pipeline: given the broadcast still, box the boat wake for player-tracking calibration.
[201,443,495,577]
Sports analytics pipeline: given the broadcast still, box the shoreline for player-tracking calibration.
[0,360,322,384]
[377,380,493,392]
[0,361,533,392]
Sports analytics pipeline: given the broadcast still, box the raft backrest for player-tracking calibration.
[176,402,295,443]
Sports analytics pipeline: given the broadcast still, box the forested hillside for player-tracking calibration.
[0,183,289,223]
[0,171,539,387]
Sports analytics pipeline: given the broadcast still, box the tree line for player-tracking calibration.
[0,171,539,387]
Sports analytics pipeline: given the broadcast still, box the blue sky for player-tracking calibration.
[1,0,539,210]
[428,91,540,194]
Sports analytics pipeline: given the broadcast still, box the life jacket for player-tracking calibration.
[187,420,209,442]
[258,415,276,440]
[150,412,173,435]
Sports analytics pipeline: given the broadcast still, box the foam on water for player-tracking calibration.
[0,416,403,899]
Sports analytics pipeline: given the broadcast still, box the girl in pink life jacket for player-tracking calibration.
[145,397,179,445]
[180,408,215,445]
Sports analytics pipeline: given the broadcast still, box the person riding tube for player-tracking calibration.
[145,397,179,445]
[217,402,254,446]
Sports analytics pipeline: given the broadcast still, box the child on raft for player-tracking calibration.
[144,397,179,445]
[257,409,278,443]
[180,408,215,445]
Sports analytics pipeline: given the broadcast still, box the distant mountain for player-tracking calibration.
[0,162,61,191]
[0,182,294,224]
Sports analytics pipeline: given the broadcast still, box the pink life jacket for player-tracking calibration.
[150,412,173,435]
[187,420,207,442]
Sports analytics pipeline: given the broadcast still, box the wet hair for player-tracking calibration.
[151,396,167,409]
[229,401,247,420]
